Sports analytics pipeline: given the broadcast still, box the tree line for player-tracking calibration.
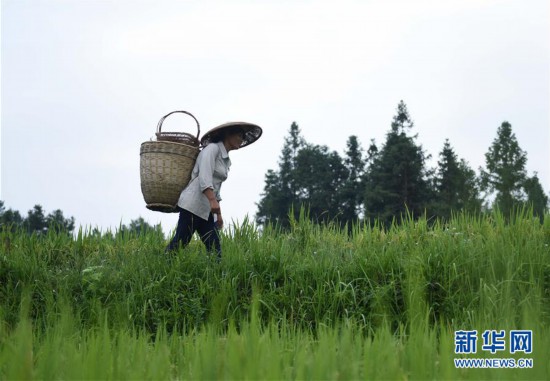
[256,100,548,229]
[3,100,546,235]
[0,201,161,237]
[0,202,75,234]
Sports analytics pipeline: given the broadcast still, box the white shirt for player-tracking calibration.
[177,142,231,220]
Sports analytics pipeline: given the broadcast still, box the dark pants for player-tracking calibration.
[166,207,221,257]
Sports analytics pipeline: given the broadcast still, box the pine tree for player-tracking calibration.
[256,122,305,227]
[366,139,379,166]
[364,101,431,226]
[24,205,48,234]
[293,144,348,223]
[340,135,365,228]
[46,209,75,234]
[523,173,548,222]
[457,159,484,214]
[255,169,283,225]
[480,121,527,216]
[280,122,304,199]
[433,139,482,219]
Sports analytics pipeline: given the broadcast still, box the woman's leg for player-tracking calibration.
[165,208,196,252]
[196,213,221,258]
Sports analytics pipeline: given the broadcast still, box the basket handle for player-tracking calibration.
[156,111,200,139]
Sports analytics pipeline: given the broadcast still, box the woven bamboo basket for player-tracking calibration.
[140,111,200,213]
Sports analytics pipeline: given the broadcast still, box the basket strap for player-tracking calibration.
[156,111,200,139]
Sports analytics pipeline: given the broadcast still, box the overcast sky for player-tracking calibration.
[1,0,549,235]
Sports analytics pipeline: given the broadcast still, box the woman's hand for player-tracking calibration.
[209,199,223,228]
[204,188,223,229]
[209,198,221,215]
[215,213,224,229]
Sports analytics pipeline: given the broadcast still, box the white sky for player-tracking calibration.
[1,0,549,235]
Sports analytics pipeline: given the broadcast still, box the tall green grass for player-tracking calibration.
[1,297,548,380]
[1,210,549,379]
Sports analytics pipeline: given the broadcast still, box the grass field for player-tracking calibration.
[1,210,549,380]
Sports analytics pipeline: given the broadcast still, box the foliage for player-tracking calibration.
[293,143,348,223]
[0,201,74,235]
[523,173,549,222]
[364,100,432,226]
[117,216,163,238]
[1,209,548,332]
[480,121,528,217]
[340,135,366,228]
[1,210,549,379]
[0,201,23,232]
[432,139,483,219]
[256,122,305,228]
[256,123,364,229]
[257,106,547,228]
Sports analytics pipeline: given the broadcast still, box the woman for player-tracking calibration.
[166,121,262,257]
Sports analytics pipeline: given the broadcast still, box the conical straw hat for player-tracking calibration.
[200,122,262,148]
